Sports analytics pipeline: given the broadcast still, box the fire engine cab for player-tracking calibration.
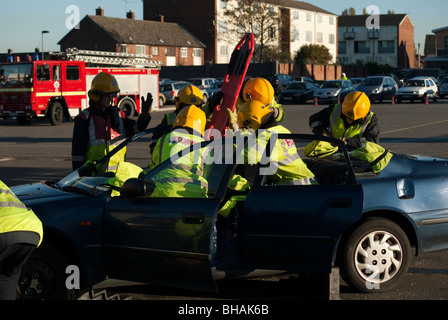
[0,48,160,125]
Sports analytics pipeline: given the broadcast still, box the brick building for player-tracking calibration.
[338,14,414,68]
[58,7,206,67]
[143,0,337,64]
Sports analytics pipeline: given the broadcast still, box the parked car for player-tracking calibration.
[395,76,439,103]
[293,76,315,84]
[439,77,448,98]
[348,78,364,88]
[204,81,223,100]
[356,76,398,103]
[278,81,319,104]
[13,128,448,299]
[159,81,208,104]
[262,73,293,95]
[313,80,355,105]
[159,78,172,85]
[185,77,219,91]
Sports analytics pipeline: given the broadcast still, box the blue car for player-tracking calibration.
[12,129,448,299]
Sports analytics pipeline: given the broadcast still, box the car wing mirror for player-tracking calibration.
[120,178,156,197]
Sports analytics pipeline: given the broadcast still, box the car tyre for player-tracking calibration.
[339,217,411,293]
[17,243,80,300]
[118,97,136,118]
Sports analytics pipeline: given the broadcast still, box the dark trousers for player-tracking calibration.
[0,243,35,300]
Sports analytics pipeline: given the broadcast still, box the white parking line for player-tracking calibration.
[382,119,448,135]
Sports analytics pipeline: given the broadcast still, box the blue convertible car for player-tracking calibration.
[12,129,448,299]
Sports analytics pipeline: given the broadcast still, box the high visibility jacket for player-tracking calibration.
[0,180,43,247]
[107,162,144,197]
[149,129,208,198]
[245,125,317,185]
[329,104,374,143]
[352,141,393,173]
[81,108,127,172]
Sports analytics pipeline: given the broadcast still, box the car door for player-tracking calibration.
[240,134,364,274]
[102,141,235,292]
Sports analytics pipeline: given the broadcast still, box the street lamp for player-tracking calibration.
[41,30,50,60]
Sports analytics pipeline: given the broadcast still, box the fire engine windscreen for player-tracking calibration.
[0,64,33,86]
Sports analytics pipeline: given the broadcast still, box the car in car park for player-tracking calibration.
[356,76,398,103]
[185,77,219,91]
[159,81,208,104]
[278,81,319,104]
[438,77,448,98]
[13,127,448,299]
[348,78,364,88]
[262,73,293,95]
[204,81,223,100]
[293,76,316,84]
[395,76,439,103]
[313,79,355,105]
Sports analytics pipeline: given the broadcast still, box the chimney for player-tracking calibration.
[96,7,104,16]
[159,15,164,23]
[127,10,135,19]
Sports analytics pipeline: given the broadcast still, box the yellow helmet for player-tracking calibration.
[176,84,204,109]
[238,99,272,131]
[342,91,371,120]
[173,105,206,135]
[242,77,274,106]
[88,72,120,102]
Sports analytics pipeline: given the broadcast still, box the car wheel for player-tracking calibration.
[339,217,411,293]
[17,243,79,300]
[118,97,136,118]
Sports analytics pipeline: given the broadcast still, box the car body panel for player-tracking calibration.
[278,81,319,104]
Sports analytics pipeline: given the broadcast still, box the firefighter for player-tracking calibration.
[71,72,153,172]
[0,180,43,300]
[308,91,379,151]
[341,72,348,80]
[229,99,317,186]
[148,105,208,198]
[151,84,204,142]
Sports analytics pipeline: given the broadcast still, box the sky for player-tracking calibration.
[0,0,446,55]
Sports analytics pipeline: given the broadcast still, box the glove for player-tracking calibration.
[227,108,239,131]
[140,93,153,118]
[312,125,329,137]
[209,91,224,112]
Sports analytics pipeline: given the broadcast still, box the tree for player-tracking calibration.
[294,44,333,65]
[341,7,356,15]
[221,0,282,63]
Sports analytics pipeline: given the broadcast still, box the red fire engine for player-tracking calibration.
[0,48,161,125]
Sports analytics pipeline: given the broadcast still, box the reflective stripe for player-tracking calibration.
[0,188,16,197]
[0,201,28,209]
[83,109,126,147]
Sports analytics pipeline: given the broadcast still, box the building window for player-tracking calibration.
[291,29,299,41]
[181,48,188,58]
[306,12,311,21]
[317,14,322,23]
[317,32,323,43]
[136,45,146,55]
[268,26,276,39]
[218,20,228,34]
[293,11,299,19]
[220,45,228,56]
[329,34,335,44]
[338,41,347,54]
[354,41,370,54]
[220,0,228,9]
[306,31,312,42]
[166,47,175,56]
[120,44,128,53]
[193,49,202,57]
[152,47,159,56]
[237,22,245,35]
[378,40,395,53]
[329,16,334,25]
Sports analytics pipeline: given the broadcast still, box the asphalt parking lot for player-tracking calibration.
[1,99,448,302]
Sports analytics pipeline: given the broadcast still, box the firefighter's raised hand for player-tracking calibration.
[227,108,238,131]
[141,93,153,117]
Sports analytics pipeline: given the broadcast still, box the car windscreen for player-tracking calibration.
[287,83,307,90]
[360,78,382,86]
[405,80,425,87]
[321,81,342,89]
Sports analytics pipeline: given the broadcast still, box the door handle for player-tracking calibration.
[182,213,205,224]
[327,198,353,208]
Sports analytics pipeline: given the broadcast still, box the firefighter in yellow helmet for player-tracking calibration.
[0,180,43,300]
[309,91,379,150]
[71,72,153,172]
[149,105,208,198]
[229,99,317,186]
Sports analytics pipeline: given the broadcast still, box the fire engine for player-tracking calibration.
[0,48,161,125]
